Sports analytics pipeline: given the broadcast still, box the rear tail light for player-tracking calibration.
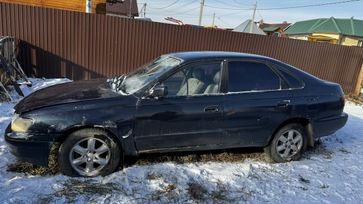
[340,96,345,107]
[341,96,345,104]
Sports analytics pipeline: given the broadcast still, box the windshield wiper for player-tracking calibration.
[119,84,128,94]
[108,75,127,94]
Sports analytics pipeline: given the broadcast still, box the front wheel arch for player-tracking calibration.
[56,125,123,149]
[58,128,122,177]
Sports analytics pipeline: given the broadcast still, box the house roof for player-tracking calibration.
[106,0,139,17]
[285,17,363,38]
[260,21,291,32]
[233,20,266,35]
[262,26,280,32]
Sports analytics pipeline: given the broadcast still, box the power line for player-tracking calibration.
[146,6,200,16]
[233,0,252,6]
[148,0,181,9]
[257,10,263,20]
[205,4,252,10]
[173,6,200,15]
[216,16,233,27]
[147,0,196,11]
[205,0,360,11]
[177,0,198,8]
[210,0,249,8]
[258,0,360,10]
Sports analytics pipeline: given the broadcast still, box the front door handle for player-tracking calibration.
[204,105,220,113]
[277,100,291,107]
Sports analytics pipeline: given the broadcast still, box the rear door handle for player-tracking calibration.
[277,100,291,107]
[204,105,220,113]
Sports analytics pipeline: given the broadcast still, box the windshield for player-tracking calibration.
[110,55,182,94]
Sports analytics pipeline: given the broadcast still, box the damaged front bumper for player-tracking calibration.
[4,124,52,166]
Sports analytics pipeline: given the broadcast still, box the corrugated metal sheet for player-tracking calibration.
[0,3,362,93]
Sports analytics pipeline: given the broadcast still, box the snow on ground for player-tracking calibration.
[1,78,363,203]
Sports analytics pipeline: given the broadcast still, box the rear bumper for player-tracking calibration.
[4,125,52,166]
[314,112,348,137]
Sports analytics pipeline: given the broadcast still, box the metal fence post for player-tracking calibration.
[354,62,363,96]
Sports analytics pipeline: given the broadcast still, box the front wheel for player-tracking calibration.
[264,123,307,163]
[58,129,121,177]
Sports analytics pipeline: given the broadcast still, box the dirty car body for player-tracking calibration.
[5,52,348,172]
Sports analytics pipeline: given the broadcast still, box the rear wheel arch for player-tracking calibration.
[269,117,314,147]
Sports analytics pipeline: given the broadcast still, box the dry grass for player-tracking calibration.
[37,179,122,203]
[132,148,265,166]
[151,183,178,201]
[8,143,265,175]
[7,141,333,176]
[7,143,60,176]
[346,94,363,105]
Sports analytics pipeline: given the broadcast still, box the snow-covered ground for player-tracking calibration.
[1,78,363,203]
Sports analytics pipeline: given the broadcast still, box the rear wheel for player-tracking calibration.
[264,123,307,163]
[58,129,121,177]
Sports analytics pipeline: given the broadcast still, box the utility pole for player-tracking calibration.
[129,0,133,18]
[143,3,147,17]
[198,0,205,26]
[212,13,216,27]
[249,1,257,33]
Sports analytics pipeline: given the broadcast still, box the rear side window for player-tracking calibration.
[270,63,304,89]
[280,71,303,88]
[228,61,281,92]
[277,69,303,89]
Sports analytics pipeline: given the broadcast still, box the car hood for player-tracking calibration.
[15,79,120,113]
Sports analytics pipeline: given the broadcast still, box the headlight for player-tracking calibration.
[11,114,34,133]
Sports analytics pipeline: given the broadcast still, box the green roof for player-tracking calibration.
[285,17,363,38]
[262,26,279,32]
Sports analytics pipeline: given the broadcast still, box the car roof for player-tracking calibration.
[169,51,274,62]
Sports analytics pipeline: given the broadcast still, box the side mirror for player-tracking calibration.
[149,84,168,98]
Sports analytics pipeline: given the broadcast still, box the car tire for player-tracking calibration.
[264,123,307,163]
[58,128,121,177]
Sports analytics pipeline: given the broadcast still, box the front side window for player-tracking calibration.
[161,62,222,97]
[228,61,281,92]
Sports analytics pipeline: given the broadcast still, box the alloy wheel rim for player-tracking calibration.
[276,129,303,160]
[69,138,111,176]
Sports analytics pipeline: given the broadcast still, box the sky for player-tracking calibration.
[137,0,363,28]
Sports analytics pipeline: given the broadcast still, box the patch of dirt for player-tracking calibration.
[210,181,230,202]
[235,186,255,202]
[7,143,60,175]
[339,148,351,154]
[146,171,162,180]
[305,141,333,160]
[299,175,310,184]
[37,179,123,203]
[188,181,208,200]
[320,184,329,189]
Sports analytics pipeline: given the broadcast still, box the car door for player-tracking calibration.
[222,59,294,147]
[134,61,225,151]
